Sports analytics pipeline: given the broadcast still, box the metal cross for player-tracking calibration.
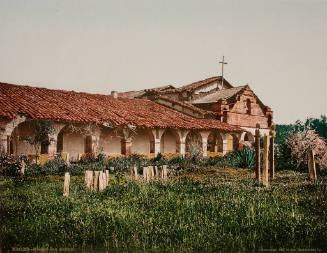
[219,56,228,89]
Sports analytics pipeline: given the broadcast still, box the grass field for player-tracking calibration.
[0,168,326,252]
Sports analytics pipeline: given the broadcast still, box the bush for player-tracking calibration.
[233,149,255,169]
[80,153,97,164]
[203,150,254,169]
[1,149,258,180]
[24,155,68,177]
[0,154,23,178]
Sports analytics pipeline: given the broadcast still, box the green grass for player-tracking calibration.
[0,169,326,251]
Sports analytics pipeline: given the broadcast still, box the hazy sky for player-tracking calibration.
[0,0,326,124]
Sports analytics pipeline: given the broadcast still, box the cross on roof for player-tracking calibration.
[219,56,228,89]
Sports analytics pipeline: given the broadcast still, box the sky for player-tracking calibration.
[0,0,326,124]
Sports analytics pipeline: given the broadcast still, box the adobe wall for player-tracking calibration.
[99,128,122,155]
[160,130,177,153]
[226,88,272,129]
[62,132,84,160]
[131,129,152,154]
[11,121,37,156]
[226,112,269,129]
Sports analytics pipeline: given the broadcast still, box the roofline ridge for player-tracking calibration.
[0,81,114,98]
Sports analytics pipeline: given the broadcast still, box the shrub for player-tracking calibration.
[203,150,248,169]
[0,154,23,178]
[233,149,255,169]
[80,153,97,164]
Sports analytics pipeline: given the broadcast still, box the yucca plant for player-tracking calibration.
[233,148,255,169]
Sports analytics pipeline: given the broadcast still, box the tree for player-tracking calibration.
[286,129,327,171]
[20,120,55,162]
[304,115,327,140]
[274,116,327,171]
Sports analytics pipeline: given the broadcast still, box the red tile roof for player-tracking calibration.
[0,82,243,132]
[157,96,218,116]
[161,76,233,94]
[119,85,175,99]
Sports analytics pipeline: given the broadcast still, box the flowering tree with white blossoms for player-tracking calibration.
[286,129,327,170]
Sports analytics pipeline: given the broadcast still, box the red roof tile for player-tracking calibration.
[157,96,218,116]
[161,76,233,94]
[0,82,242,132]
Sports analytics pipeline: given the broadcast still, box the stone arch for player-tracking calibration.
[207,131,219,152]
[239,131,255,149]
[131,128,155,154]
[216,133,224,153]
[57,125,85,160]
[241,131,255,142]
[185,131,202,153]
[160,129,179,153]
[207,132,225,153]
[10,120,40,156]
[226,134,239,152]
[99,127,124,155]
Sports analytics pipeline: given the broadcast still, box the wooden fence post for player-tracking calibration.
[269,125,276,180]
[262,134,270,187]
[134,166,138,180]
[93,171,100,191]
[308,150,317,181]
[155,166,159,179]
[99,171,105,192]
[63,172,70,197]
[21,160,25,175]
[149,166,154,179]
[105,170,109,187]
[85,170,93,190]
[84,170,88,186]
[255,124,261,182]
[143,167,148,181]
[148,166,153,181]
[102,170,107,189]
[162,165,168,180]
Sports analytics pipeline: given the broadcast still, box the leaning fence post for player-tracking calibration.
[262,134,270,187]
[269,125,276,180]
[255,124,261,182]
[308,150,317,181]
[63,172,70,197]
